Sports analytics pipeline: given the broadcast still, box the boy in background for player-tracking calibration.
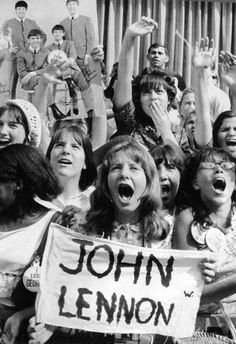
[47,24,93,116]
[17,29,65,119]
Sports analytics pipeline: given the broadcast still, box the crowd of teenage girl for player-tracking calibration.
[0,15,236,344]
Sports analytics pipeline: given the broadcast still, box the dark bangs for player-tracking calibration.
[150,145,184,172]
[139,71,176,101]
[200,148,234,164]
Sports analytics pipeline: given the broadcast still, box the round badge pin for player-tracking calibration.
[205,227,226,252]
[191,221,207,245]
[23,265,41,292]
[48,50,67,65]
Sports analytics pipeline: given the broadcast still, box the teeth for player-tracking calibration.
[58,159,71,164]
[161,185,170,195]
[227,140,236,146]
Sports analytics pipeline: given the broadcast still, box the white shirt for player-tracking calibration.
[0,210,55,307]
[35,186,95,212]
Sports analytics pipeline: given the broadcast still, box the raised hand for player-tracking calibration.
[193,37,215,70]
[219,51,236,89]
[127,17,158,38]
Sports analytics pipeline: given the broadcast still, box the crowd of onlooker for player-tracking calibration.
[0,1,236,344]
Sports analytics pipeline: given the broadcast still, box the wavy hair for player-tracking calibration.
[86,136,169,243]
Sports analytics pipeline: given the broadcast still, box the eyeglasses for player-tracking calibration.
[198,161,235,171]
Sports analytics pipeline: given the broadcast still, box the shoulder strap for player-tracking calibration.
[36,211,62,259]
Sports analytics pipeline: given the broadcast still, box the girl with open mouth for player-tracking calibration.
[86,136,170,248]
[173,147,236,334]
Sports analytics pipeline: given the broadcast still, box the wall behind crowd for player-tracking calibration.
[97,0,236,88]
[0,0,98,102]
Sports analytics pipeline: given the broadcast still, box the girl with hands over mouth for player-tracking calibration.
[113,17,179,151]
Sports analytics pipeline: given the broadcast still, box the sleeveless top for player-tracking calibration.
[0,210,56,307]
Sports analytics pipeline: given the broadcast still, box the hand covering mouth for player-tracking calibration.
[118,183,134,201]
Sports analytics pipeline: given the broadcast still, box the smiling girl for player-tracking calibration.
[0,99,41,149]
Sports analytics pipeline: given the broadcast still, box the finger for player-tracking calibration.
[194,41,199,55]
[204,37,209,51]
[224,52,235,66]
[199,38,204,51]
[209,38,214,56]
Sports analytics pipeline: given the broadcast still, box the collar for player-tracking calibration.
[29,46,40,53]
[69,14,79,20]
[16,17,25,22]
[55,40,64,46]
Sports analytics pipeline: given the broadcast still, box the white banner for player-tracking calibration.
[36,224,206,338]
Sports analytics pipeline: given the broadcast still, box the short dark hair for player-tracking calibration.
[0,144,61,219]
[66,0,79,5]
[51,24,65,34]
[147,43,168,56]
[27,29,43,39]
[15,1,28,9]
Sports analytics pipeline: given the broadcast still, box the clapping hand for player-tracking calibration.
[193,37,215,70]
[219,51,236,90]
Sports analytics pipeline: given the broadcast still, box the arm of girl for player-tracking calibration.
[219,51,236,111]
[114,17,158,110]
[201,272,236,305]
[172,208,197,250]
[192,37,213,148]
[2,307,34,344]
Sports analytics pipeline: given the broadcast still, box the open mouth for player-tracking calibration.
[212,177,226,192]
[161,184,170,197]
[226,139,236,147]
[58,158,72,165]
[0,140,10,147]
[118,183,134,202]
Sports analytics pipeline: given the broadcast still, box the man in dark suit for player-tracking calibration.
[3,1,47,99]
[60,0,95,69]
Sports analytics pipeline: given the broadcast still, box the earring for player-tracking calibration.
[192,180,200,190]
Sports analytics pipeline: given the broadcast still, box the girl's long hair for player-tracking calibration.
[86,137,169,243]
[177,147,236,223]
